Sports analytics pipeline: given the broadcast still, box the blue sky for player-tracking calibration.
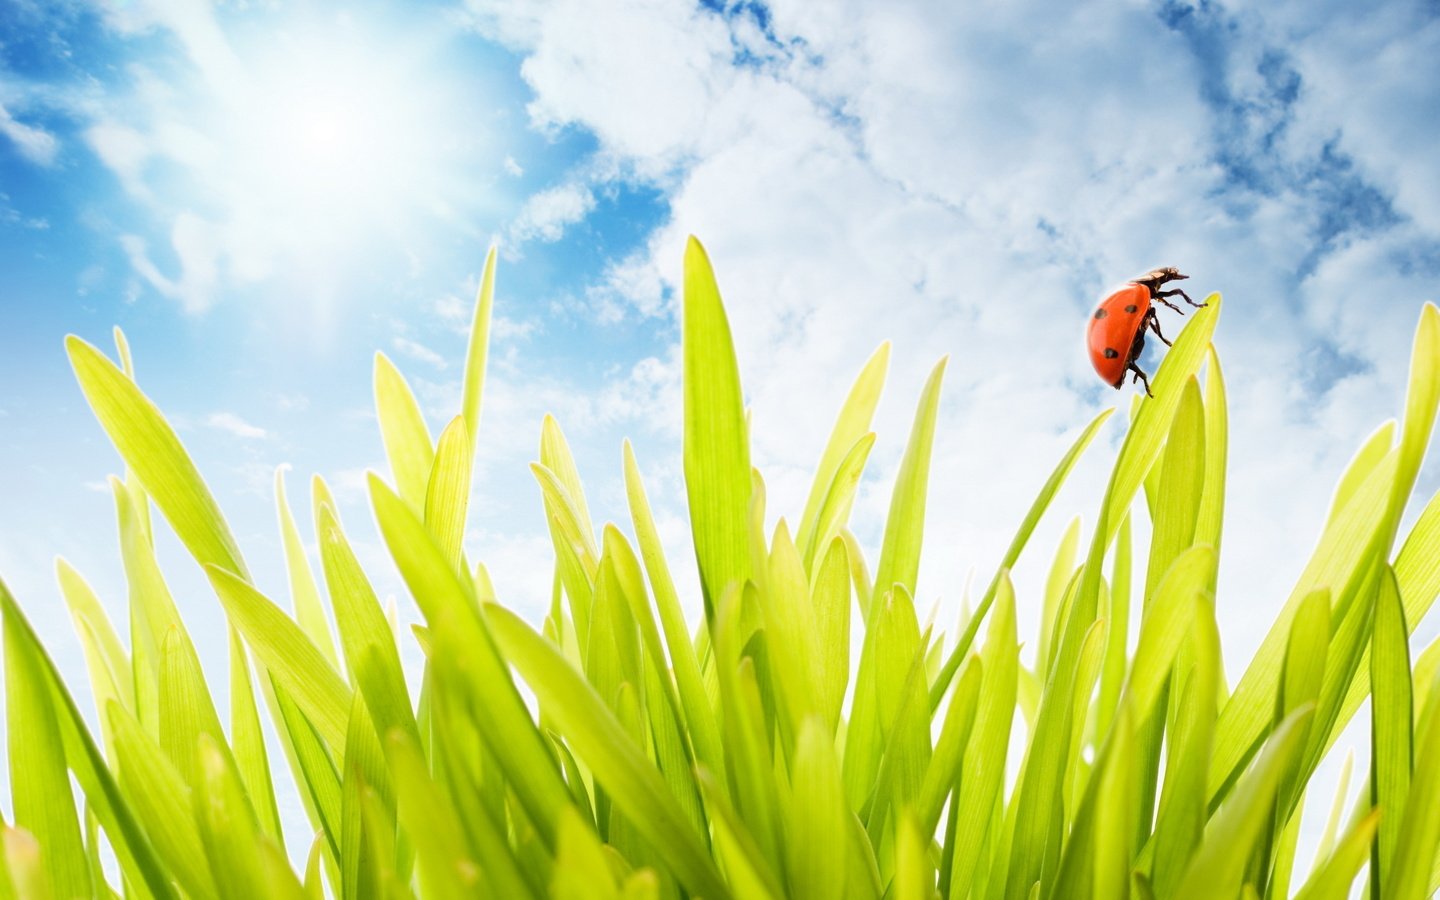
[3,0,1440,869]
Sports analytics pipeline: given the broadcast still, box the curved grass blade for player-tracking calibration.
[486,602,730,899]
[374,351,436,513]
[67,335,248,579]
[683,236,752,621]
[461,245,497,461]
[276,467,338,669]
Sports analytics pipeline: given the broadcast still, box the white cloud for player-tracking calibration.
[503,155,524,176]
[392,336,448,370]
[205,411,268,440]
[509,182,596,243]
[0,102,59,166]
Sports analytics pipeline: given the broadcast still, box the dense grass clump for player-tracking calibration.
[4,237,1440,899]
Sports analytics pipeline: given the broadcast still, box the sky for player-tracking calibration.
[2,0,1440,877]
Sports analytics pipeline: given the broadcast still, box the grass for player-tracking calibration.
[3,235,1440,898]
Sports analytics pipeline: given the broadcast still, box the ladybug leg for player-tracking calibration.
[1158,288,1206,309]
[1147,310,1172,347]
[1129,364,1154,398]
[1154,294,1186,314]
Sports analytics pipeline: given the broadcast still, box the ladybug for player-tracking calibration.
[1087,267,1204,396]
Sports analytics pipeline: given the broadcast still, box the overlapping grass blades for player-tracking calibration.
[2,241,1439,898]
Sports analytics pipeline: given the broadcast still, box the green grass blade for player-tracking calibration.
[623,441,724,779]
[1292,810,1379,900]
[206,566,351,754]
[462,245,497,460]
[55,559,132,757]
[107,703,217,898]
[813,536,852,734]
[275,467,339,669]
[796,340,889,563]
[0,581,177,898]
[682,235,753,621]
[930,408,1114,711]
[804,433,877,576]
[918,655,982,836]
[315,489,417,744]
[540,415,600,562]
[229,628,283,843]
[946,572,1017,896]
[1174,705,1313,900]
[787,717,864,900]
[486,602,730,899]
[67,335,249,579]
[1036,518,1080,680]
[1370,565,1412,894]
[551,806,621,900]
[369,474,572,848]
[871,357,946,614]
[1388,665,1440,899]
[1196,347,1228,551]
[373,351,436,513]
[425,416,473,572]
[5,603,93,899]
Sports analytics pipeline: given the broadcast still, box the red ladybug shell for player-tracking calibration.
[1087,283,1151,387]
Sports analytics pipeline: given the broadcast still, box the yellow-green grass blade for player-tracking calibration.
[1,828,45,900]
[813,536,852,734]
[947,572,1017,896]
[158,623,230,791]
[796,340,889,564]
[713,585,783,872]
[194,734,287,900]
[1325,482,1440,753]
[206,566,351,754]
[271,685,342,861]
[5,602,93,900]
[425,416,473,573]
[55,559,132,757]
[696,768,783,900]
[1196,346,1228,551]
[374,351,436,513]
[1387,303,1440,538]
[1174,705,1313,900]
[0,581,176,898]
[462,245,497,461]
[551,806,620,900]
[1292,809,1379,900]
[623,441,724,781]
[1093,514,1132,749]
[763,520,824,744]
[930,408,1115,711]
[276,467,339,669]
[339,695,392,900]
[787,716,867,900]
[803,432,877,576]
[894,811,931,900]
[369,474,571,848]
[541,415,600,562]
[67,335,249,579]
[1147,596,1220,896]
[385,731,496,900]
[111,326,154,543]
[917,654,982,836]
[871,357,946,614]
[1369,566,1412,894]
[229,628,283,844]
[1210,443,1399,800]
[1329,422,1395,531]
[112,473,180,733]
[1143,376,1206,604]
[1063,617,1108,820]
[683,235,753,621]
[1388,666,1440,899]
[1036,518,1080,681]
[107,703,217,898]
[486,602,730,899]
[1051,702,1138,900]
[315,491,417,745]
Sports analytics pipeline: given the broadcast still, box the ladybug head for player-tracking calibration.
[1133,267,1188,287]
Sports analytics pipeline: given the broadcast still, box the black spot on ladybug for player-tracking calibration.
[1094,309,1108,319]
[1103,348,1119,359]
[1124,304,1138,313]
